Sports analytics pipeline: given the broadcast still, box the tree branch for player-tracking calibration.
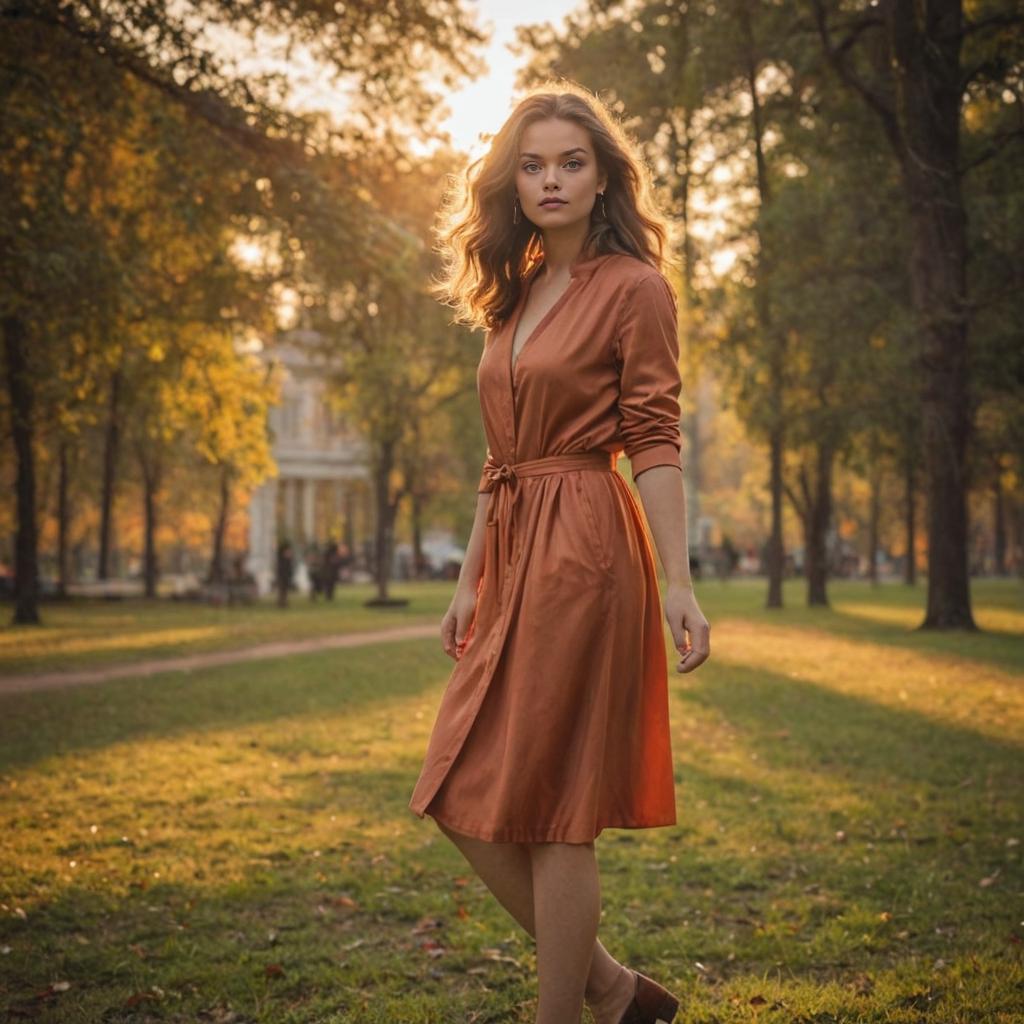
[962,11,1024,37]
[959,127,1024,177]
[808,0,900,148]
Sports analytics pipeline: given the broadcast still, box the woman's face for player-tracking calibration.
[514,117,607,229]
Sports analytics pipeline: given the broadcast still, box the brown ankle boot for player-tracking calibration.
[616,968,680,1024]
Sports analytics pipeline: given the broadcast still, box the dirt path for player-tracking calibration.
[0,623,440,697]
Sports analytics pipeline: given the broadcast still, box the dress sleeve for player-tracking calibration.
[613,272,684,479]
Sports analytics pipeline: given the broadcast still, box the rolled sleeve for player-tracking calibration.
[613,272,683,479]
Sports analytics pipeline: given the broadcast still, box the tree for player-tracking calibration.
[299,148,483,603]
[1,0,488,622]
[807,0,1024,627]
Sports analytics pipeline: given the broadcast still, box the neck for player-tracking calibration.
[539,228,592,278]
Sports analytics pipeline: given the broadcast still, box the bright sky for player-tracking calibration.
[436,0,584,157]
[212,0,737,284]
[203,1,584,159]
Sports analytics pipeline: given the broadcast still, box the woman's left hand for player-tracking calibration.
[664,583,710,673]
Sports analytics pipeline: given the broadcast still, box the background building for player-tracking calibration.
[247,332,373,595]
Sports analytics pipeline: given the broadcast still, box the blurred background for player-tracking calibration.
[2,0,1021,627]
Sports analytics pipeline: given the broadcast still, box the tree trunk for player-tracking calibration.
[1012,495,1024,579]
[140,447,161,599]
[903,455,917,586]
[99,367,122,581]
[208,465,231,584]
[993,473,1006,577]
[411,492,425,579]
[671,105,705,575]
[815,0,975,628]
[806,440,834,607]
[867,465,881,586]
[766,424,785,606]
[57,439,71,598]
[2,314,41,625]
[374,443,395,601]
[740,5,785,608]
[890,0,974,628]
[904,182,974,626]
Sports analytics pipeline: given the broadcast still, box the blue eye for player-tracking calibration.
[522,159,585,172]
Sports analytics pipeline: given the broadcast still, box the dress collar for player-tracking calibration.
[525,250,616,284]
[569,251,616,281]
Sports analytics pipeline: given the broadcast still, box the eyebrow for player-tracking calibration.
[519,147,588,158]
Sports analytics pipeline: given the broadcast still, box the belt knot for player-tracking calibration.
[484,461,516,486]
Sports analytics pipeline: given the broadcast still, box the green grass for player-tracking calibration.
[0,578,1021,1022]
[0,583,451,676]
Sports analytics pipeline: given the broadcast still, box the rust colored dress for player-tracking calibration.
[407,250,683,844]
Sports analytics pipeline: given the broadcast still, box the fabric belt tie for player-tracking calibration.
[482,450,616,572]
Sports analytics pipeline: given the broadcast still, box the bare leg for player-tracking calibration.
[530,839,601,1024]
[436,820,635,1023]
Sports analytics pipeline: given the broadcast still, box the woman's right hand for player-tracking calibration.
[441,584,479,660]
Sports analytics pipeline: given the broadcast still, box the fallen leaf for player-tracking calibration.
[411,916,444,935]
[481,948,520,965]
[124,990,159,1008]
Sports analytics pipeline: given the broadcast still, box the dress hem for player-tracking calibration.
[412,804,678,844]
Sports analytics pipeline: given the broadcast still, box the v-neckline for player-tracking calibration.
[508,263,577,378]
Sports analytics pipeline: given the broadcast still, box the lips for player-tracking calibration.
[540,199,567,207]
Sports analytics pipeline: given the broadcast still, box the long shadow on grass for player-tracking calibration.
[720,605,1023,677]
[0,638,451,772]
[0,865,518,1023]
[2,754,1017,1022]
[680,661,1022,795]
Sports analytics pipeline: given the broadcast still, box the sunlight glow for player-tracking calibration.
[200,1,746,286]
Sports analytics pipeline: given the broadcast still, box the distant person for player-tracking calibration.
[275,541,294,608]
[322,540,341,600]
[304,543,323,601]
[719,534,740,581]
[229,553,256,605]
[414,549,431,580]
[337,541,354,583]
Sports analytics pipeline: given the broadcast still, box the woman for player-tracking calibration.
[408,83,711,1024]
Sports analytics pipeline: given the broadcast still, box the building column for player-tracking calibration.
[302,478,315,546]
[283,478,298,541]
[246,477,278,596]
[333,479,345,540]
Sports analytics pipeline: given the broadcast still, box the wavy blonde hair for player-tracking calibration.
[430,81,676,332]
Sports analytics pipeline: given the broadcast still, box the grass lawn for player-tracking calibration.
[0,583,452,677]
[0,578,1021,1022]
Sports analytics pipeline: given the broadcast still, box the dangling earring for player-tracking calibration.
[598,191,607,218]
[513,195,520,225]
